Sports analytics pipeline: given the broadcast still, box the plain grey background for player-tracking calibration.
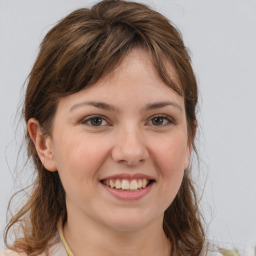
[1,0,256,253]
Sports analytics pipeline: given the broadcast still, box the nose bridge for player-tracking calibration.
[111,122,149,165]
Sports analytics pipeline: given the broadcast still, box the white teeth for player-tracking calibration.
[115,179,121,189]
[103,178,151,191]
[137,179,143,189]
[121,179,130,190]
[110,179,115,188]
[130,180,138,190]
[142,179,147,188]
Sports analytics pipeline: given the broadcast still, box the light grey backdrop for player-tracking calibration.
[1,0,256,253]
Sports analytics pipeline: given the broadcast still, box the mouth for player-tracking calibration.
[100,178,155,192]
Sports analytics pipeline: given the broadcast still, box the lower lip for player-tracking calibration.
[101,182,154,201]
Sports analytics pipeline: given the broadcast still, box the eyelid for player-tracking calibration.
[147,114,174,126]
[79,114,174,127]
[80,115,111,126]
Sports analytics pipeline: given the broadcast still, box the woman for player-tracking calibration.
[1,0,217,255]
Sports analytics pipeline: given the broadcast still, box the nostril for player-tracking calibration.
[111,139,149,165]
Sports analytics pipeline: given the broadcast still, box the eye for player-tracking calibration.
[81,115,108,126]
[148,115,173,126]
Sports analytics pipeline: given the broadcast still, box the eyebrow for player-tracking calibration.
[143,101,182,112]
[70,101,116,112]
[70,101,182,112]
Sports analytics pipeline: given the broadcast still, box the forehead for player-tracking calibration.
[109,48,179,86]
[56,48,184,112]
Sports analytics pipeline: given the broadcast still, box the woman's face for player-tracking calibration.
[46,48,191,231]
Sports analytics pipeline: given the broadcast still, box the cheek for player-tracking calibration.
[53,132,110,179]
[153,133,188,169]
[52,134,110,202]
[150,133,188,190]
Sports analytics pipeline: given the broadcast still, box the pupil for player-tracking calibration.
[153,117,163,125]
[92,118,102,126]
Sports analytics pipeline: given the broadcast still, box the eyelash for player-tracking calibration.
[147,115,174,126]
[80,114,174,127]
[81,115,109,127]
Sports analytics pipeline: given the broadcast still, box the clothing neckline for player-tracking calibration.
[57,220,74,256]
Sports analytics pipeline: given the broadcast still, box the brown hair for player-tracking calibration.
[4,0,204,255]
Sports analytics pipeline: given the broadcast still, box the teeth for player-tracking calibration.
[130,180,137,190]
[121,179,130,190]
[110,179,115,188]
[103,178,151,191]
[142,179,147,188]
[115,179,121,189]
[137,179,142,189]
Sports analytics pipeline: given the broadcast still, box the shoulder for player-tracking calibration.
[0,250,26,256]
[201,245,223,256]
[38,236,67,256]
[0,237,66,256]
[207,252,223,256]
[205,248,223,256]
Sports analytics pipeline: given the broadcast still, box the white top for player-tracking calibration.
[0,232,223,256]
[0,218,223,256]
[0,220,71,256]
[0,243,223,256]
[0,237,67,256]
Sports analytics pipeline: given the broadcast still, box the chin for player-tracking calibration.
[102,209,162,232]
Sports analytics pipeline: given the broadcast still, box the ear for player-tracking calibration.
[184,122,197,169]
[184,144,192,170]
[27,118,57,172]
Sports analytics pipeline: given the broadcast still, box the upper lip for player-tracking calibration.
[100,173,155,181]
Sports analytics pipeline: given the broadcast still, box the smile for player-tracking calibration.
[101,179,152,191]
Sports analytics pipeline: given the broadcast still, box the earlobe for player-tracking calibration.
[27,118,57,172]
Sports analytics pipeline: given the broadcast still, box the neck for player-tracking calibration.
[63,211,171,256]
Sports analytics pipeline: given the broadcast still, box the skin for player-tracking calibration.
[28,48,191,256]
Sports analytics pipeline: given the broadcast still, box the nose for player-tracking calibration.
[111,126,149,165]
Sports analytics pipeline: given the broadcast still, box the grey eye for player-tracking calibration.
[82,116,108,126]
[152,116,164,126]
[148,115,173,126]
[89,117,103,126]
